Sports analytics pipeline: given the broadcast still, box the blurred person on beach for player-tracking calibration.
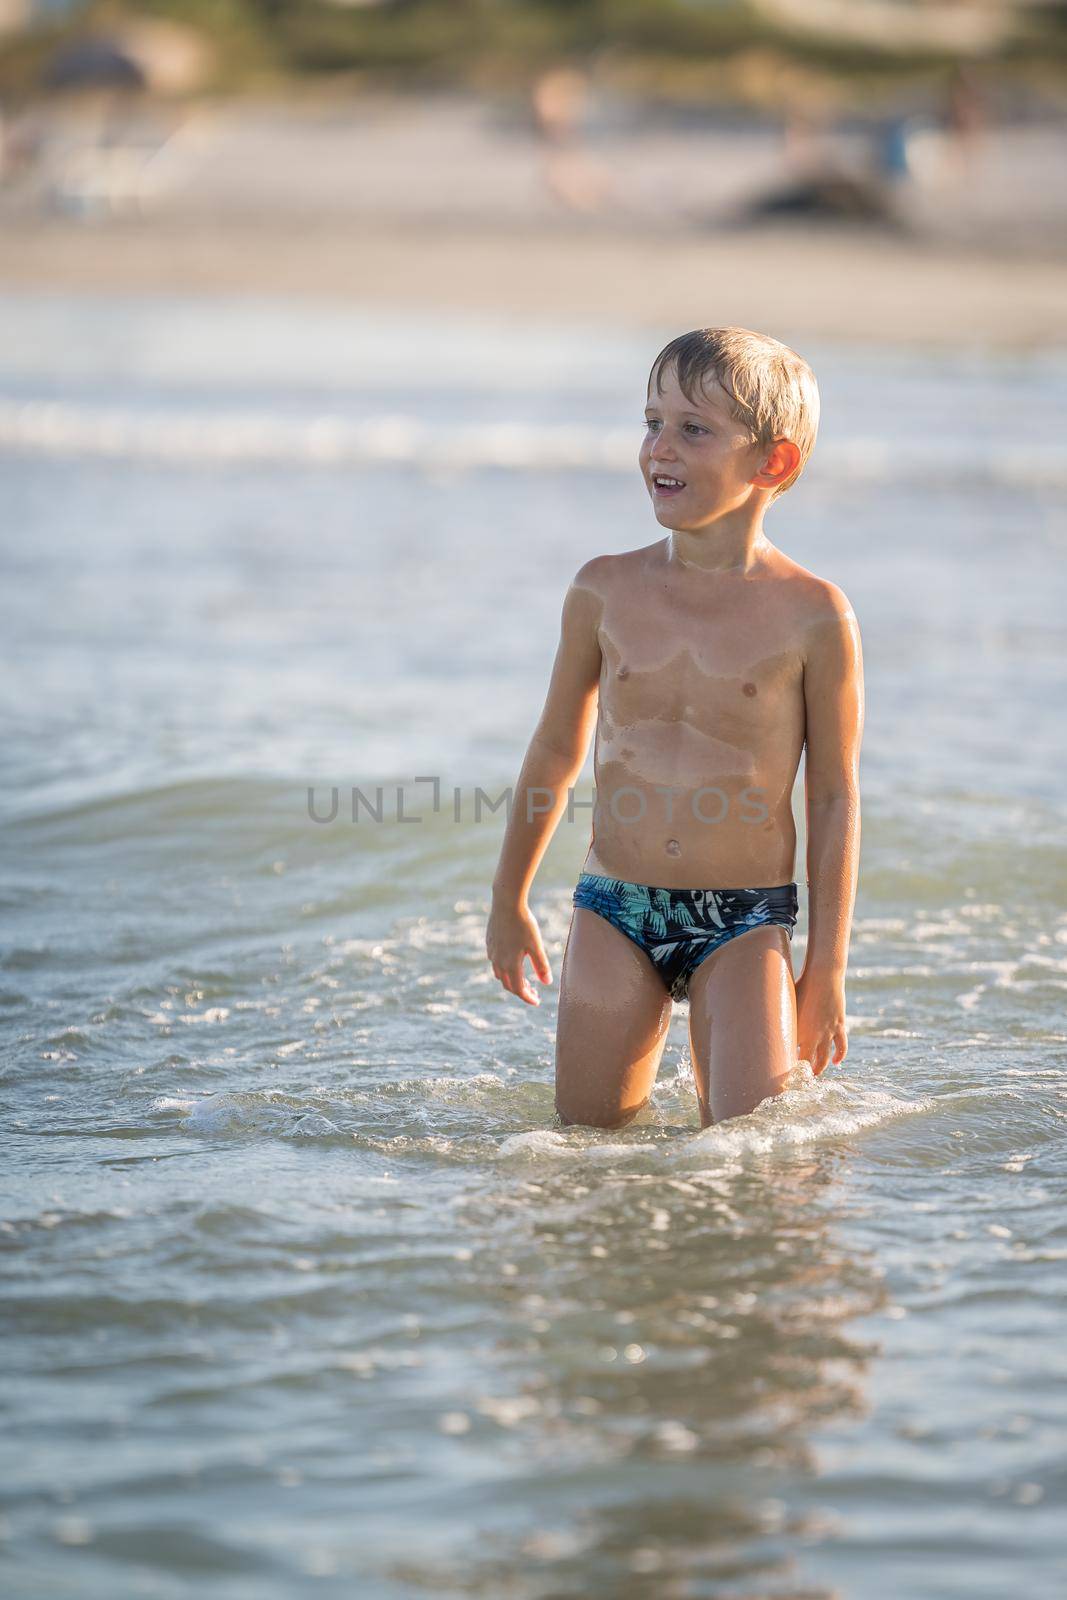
[486,328,863,1129]
[869,63,988,221]
[531,62,614,214]
[943,62,986,177]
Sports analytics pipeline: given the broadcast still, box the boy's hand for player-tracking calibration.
[795,968,847,1076]
[486,900,553,1007]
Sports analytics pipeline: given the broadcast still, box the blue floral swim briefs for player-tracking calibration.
[572,872,799,1003]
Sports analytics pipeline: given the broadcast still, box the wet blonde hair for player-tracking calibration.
[648,326,820,499]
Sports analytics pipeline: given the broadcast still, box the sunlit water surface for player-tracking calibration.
[2,294,1066,1599]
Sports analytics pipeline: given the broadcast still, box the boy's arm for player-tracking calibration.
[487,564,603,1004]
[491,564,604,908]
[797,587,864,1072]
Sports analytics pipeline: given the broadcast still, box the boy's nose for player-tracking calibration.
[649,436,676,458]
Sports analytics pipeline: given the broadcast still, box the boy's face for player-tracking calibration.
[640,362,769,529]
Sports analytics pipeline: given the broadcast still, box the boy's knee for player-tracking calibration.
[554,1097,646,1131]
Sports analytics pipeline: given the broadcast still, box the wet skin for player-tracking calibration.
[583,538,811,889]
[486,362,864,1126]
[555,538,858,1128]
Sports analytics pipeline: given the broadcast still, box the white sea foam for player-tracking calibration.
[495,1069,932,1168]
[161,1092,300,1136]
[287,1112,342,1138]
[497,1129,659,1163]
[676,1077,933,1162]
[2,398,1065,488]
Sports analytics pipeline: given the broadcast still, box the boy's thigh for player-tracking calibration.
[555,908,673,1130]
[687,925,798,1128]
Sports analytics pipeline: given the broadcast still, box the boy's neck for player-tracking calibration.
[666,520,773,577]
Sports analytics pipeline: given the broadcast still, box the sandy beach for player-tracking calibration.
[1,94,1065,349]
[4,215,1067,351]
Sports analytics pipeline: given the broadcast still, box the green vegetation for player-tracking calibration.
[3,0,1067,103]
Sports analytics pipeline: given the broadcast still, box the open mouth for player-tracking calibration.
[651,474,686,496]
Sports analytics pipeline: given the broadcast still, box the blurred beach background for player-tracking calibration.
[2,3,1067,1598]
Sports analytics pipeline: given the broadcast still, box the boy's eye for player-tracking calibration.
[643,419,708,435]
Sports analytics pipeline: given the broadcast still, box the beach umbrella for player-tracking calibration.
[43,38,148,93]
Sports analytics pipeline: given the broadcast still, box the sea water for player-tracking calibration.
[1,293,1065,1598]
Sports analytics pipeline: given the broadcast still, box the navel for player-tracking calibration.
[617,664,630,680]
[665,838,681,857]
[742,681,757,697]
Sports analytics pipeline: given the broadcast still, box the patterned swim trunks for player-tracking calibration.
[572,871,799,1003]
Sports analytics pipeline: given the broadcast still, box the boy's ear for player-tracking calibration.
[752,437,801,490]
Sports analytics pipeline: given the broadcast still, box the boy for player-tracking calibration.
[485,327,863,1129]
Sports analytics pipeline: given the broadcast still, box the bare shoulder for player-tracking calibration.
[571,552,614,594]
[572,546,648,594]
[772,553,858,632]
[568,548,652,628]
[566,555,615,630]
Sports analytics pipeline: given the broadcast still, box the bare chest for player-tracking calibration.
[597,590,803,735]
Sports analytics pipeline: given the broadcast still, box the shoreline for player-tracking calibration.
[2,93,1064,352]
[3,215,1066,351]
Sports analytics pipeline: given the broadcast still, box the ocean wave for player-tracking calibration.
[158,1075,934,1164]
[156,1091,343,1140]
[5,774,292,833]
[2,398,1065,489]
[158,1066,931,1165]
[499,1068,933,1168]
